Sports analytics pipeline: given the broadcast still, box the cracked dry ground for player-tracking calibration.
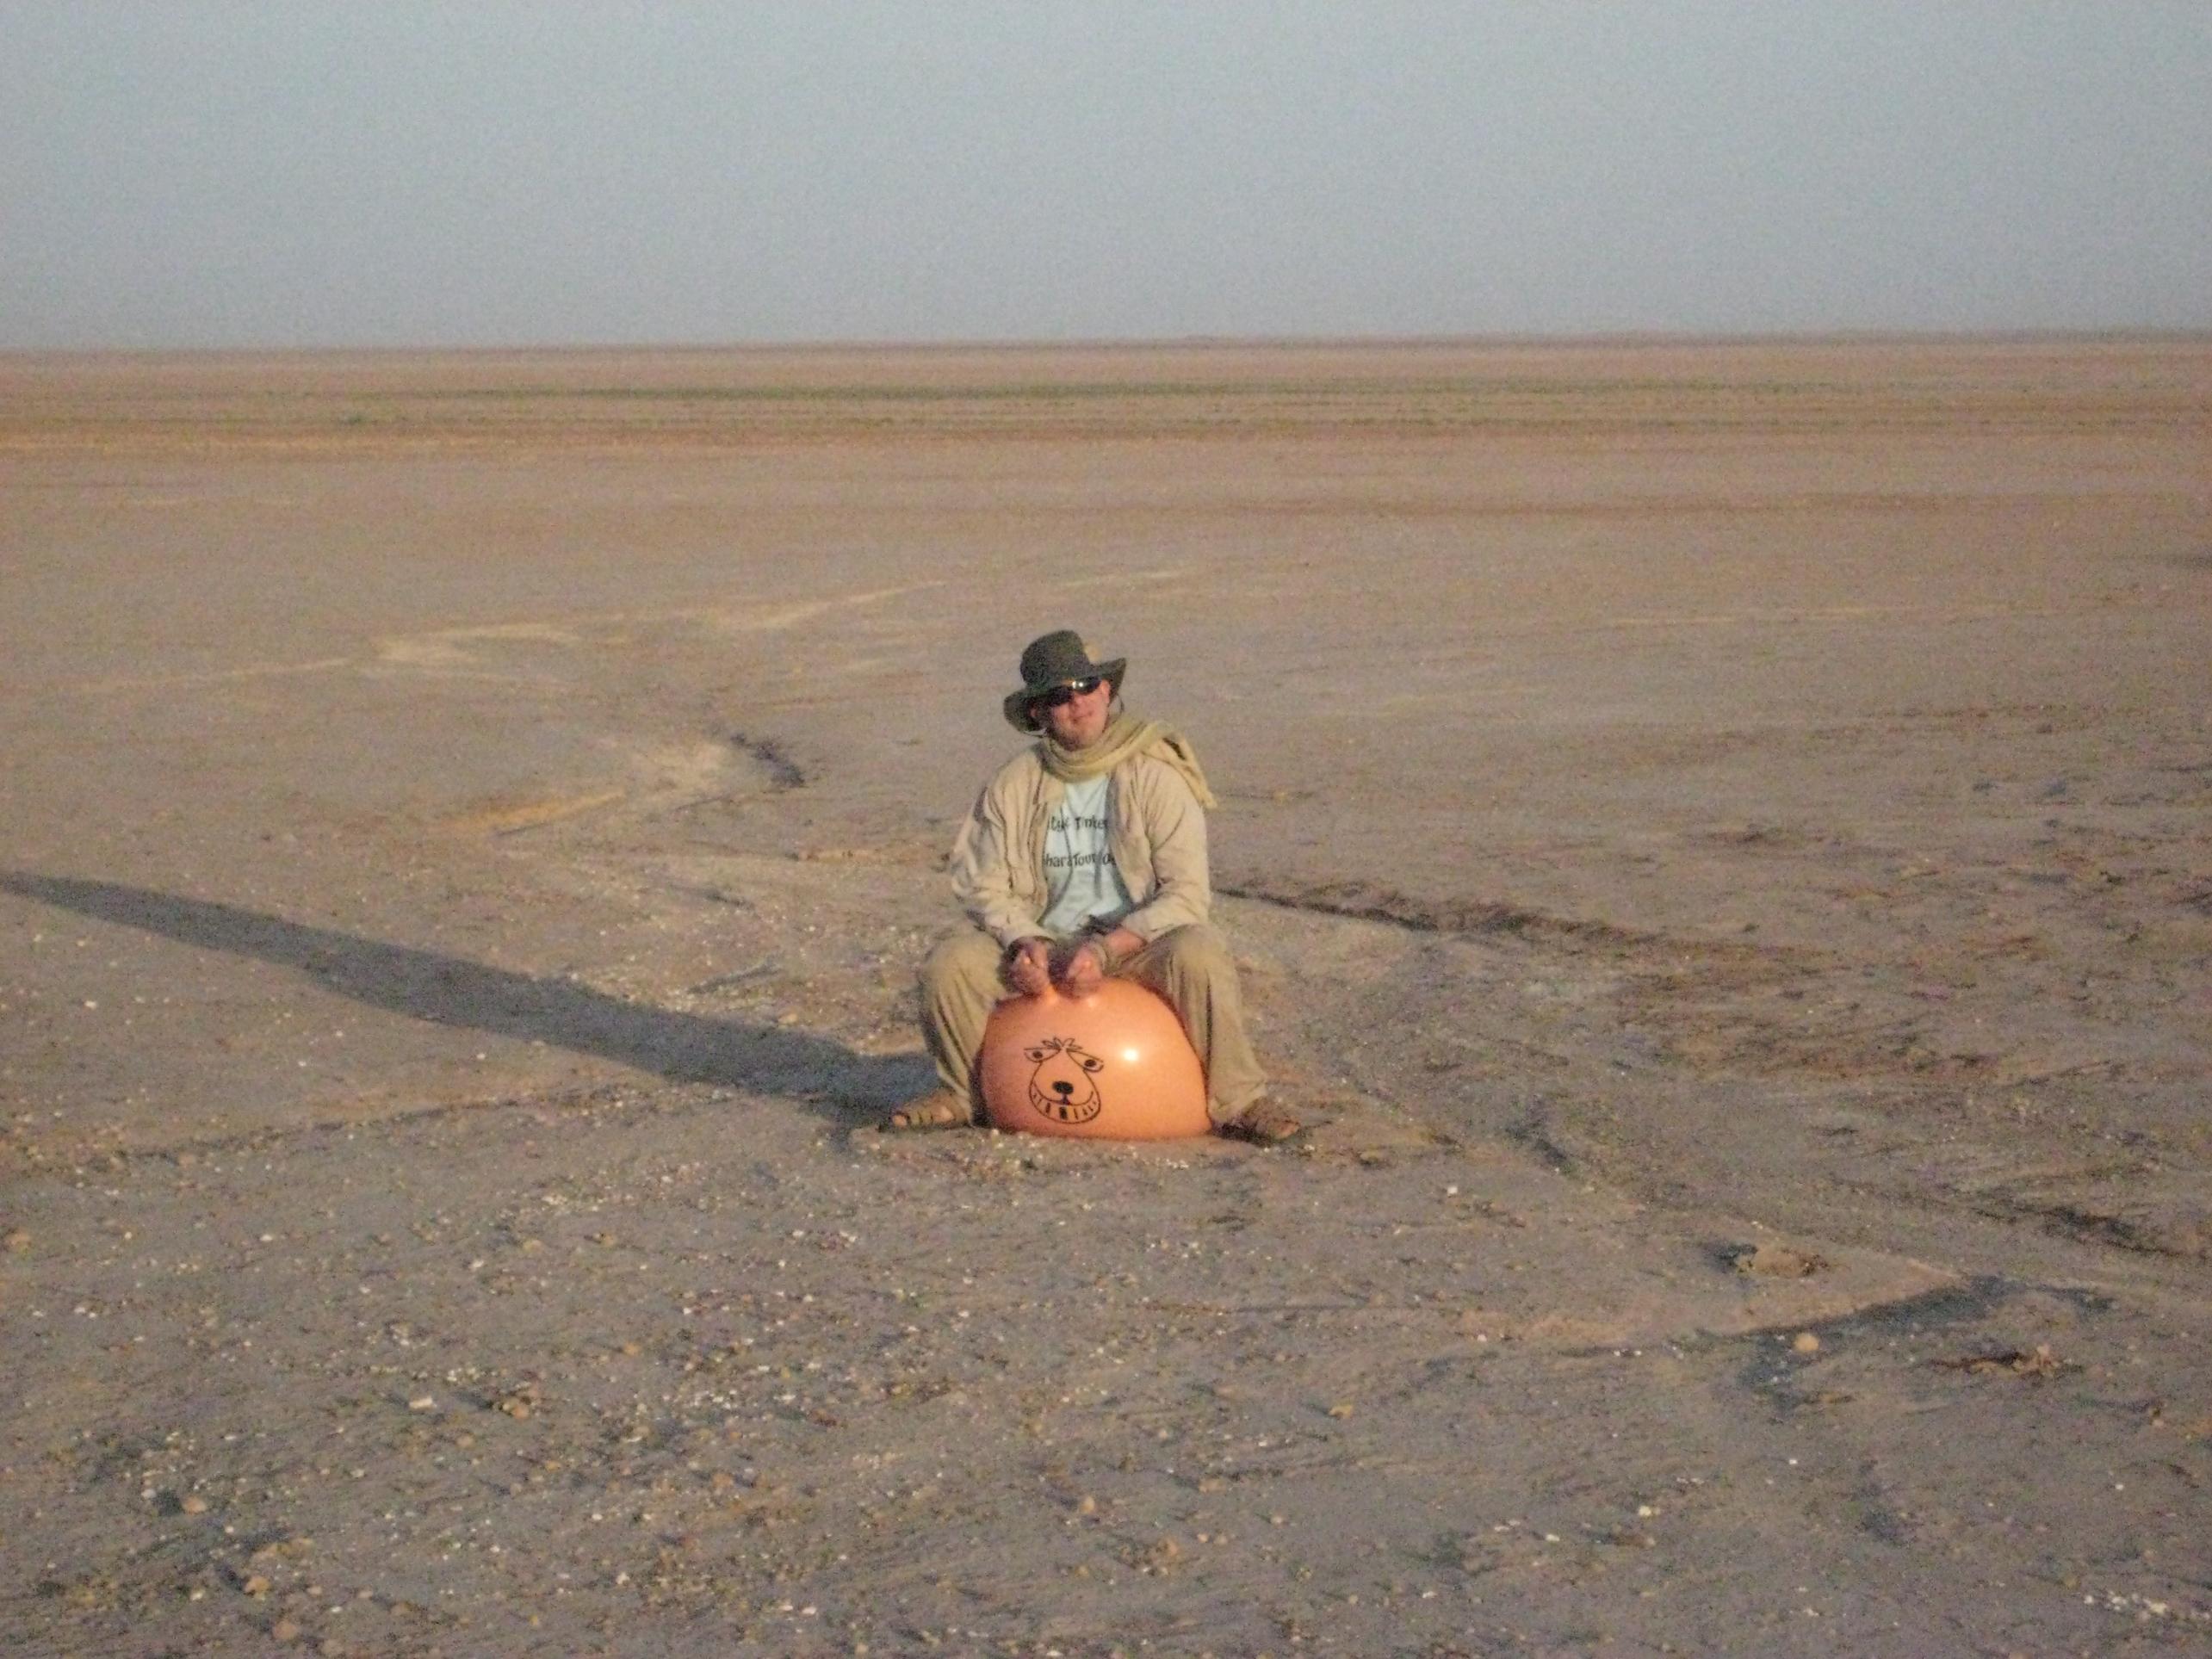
[3,340,2209,1656]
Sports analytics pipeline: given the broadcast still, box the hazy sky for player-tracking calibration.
[3,3,2207,348]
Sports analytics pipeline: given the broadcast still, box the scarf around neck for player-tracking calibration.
[1037,707,1218,808]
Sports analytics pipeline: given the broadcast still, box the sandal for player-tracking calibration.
[882,1089,975,1132]
[1217,1100,1307,1145]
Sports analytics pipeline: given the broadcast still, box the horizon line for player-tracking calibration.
[6,327,2210,362]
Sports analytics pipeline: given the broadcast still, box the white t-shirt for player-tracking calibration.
[1038,774,1135,936]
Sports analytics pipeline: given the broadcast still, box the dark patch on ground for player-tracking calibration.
[730,732,806,790]
[1978,1196,2206,1260]
[1502,1101,1581,1175]
[1219,876,1797,973]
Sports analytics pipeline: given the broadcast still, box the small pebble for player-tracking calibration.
[3,1229,28,1254]
[180,1495,210,1515]
[1793,1332,1821,1353]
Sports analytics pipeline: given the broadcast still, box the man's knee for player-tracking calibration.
[1146,923,1234,979]
[922,930,1004,1000]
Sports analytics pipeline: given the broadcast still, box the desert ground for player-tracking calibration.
[2,338,2208,1656]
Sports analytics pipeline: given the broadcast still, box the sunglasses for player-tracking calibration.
[1035,675,1105,709]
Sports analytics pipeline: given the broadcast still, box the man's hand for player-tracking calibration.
[1055,926,1142,996]
[1005,938,1052,997]
[1057,937,1109,998]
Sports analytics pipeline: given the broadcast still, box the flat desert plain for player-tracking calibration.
[2,339,2209,1656]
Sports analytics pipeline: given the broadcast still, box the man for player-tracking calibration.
[886,630,1301,1142]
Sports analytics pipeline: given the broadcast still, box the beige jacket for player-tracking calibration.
[948,747,1211,949]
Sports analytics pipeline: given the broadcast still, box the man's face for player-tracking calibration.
[1036,674,1112,749]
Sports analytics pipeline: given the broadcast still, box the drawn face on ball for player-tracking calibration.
[1024,1035,1106,1124]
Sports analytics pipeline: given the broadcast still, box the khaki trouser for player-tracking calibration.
[921,923,1267,1124]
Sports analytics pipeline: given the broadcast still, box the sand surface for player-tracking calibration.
[2,339,2209,1655]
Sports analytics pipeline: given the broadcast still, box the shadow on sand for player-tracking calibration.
[3,871,927,1124]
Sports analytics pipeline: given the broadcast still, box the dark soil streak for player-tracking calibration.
[728,732,807,791]
[1220,875,1781,963]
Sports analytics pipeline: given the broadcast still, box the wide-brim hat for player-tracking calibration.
[1003,629,1127,733]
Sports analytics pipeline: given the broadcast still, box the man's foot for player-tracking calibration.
[881,1089,975,1132]
[1216,1099,1306,1146]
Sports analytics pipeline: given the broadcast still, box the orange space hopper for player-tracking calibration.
[978,980,1211,1141]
